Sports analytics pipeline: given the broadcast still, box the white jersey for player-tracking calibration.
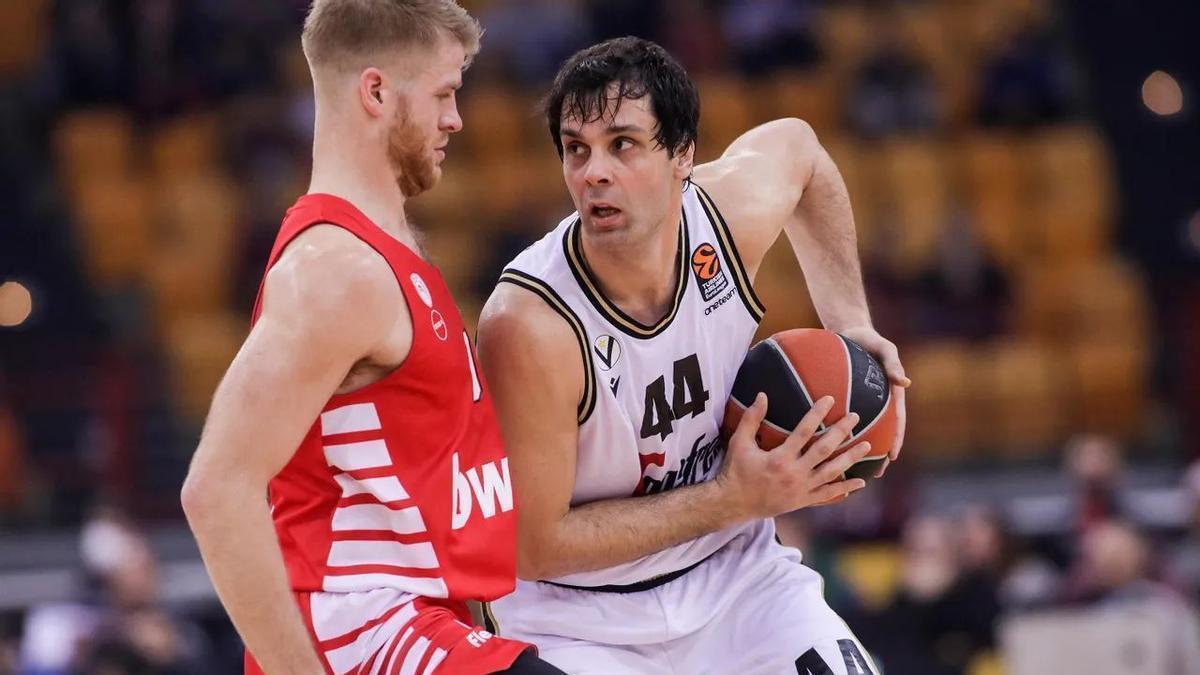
[487,185,875,672]
[497,183,770,587]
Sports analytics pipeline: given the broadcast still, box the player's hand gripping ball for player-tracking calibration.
[720,329,898,483]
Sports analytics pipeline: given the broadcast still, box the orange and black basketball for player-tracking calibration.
[720,328,897,481]
[691,243,720,281]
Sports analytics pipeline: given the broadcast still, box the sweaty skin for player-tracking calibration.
[478,97,907,581]
[181,33,467,675]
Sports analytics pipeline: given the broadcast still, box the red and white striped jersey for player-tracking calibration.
[250,193,518,602]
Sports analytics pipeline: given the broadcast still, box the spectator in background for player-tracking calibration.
[19,508,209,675]
[40,0,130,109]
[586,0,664,44]
[846,9,941,138]
[976,11,1075,128]
[718,0,820,77]
[478,0,591,86]
[658,0,727,75]
[959,504,1060,610]
[1065,434,1130,532]
[859,515,981,675]
[1165,460,1200,603]
[1063,521,1200,673]
[913,210,1011,341]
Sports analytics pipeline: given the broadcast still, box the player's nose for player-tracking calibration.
[583,153,614,186]
[441,107,463,134]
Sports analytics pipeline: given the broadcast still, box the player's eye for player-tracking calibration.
[566,143,586,156]
[614,138,635,151]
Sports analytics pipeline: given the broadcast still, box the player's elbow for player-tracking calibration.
[515,537,554,580]
[180,463,240,533]
[180,468,213,528]
[772,117,819,151]
[515,551,543,581]
[515,528,564,580]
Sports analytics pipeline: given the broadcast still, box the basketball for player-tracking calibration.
[720,328,897,481]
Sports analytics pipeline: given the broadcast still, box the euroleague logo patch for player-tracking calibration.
[690,242,729,302]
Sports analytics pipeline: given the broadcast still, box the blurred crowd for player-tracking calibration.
[1,0,1198,673]
[782,438,1200,674]
[4,437,1200,674]
[1,0,1101,525]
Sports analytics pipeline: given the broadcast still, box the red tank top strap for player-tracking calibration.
[250,193,432,326]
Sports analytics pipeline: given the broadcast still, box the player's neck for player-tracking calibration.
[309,120,414,246]
[580,214,681,325]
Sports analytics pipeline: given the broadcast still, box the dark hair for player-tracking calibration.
[543,37,700,159]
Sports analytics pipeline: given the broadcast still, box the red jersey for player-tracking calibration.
[251,193,517,602]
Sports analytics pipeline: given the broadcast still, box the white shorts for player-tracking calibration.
[488,522,877,675]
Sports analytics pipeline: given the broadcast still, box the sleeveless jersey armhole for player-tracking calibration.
[692,184,767,323]
[497,269,597,425]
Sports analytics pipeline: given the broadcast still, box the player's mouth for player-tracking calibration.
[589,203,622,226]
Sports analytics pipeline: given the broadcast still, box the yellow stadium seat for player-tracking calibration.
[150,113,221,179]
[879,138,950,275]
[73,176,153,288]
[753,237,819,341]
[1026,125,1114,261]
[422,227,484,301]
[1065,339,1148,439]
[695,76,755,160]
[897,4,950,69]
[1015,257,1149,347]
[460,87,535,161]
[407,161,479,229]
[817,5,873,75]
[753,71,840,136]
[967,650,1005,675]
[0,0,48,75]
[164,311,246,422]
[958,131,1029,267]
[54,109,136,195]
[903,341,977,456]
[836,544,902,611]
[147,174,241,325]
[979,338,1065,453]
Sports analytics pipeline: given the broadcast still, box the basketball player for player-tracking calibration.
[181,2,563,673]
[476,38,910,674]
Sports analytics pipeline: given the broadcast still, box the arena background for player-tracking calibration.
[1,0,1199,673]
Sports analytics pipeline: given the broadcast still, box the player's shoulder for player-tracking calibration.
[264,224,404,325]
[477,281,585,404]
[479,282,573,351]
[693,117,819,211]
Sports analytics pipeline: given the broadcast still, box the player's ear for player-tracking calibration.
[358,67,388,118]
[672,141,695,182]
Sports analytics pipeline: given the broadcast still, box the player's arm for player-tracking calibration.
[181,226,406,675]
[696,118,875,332]
[696,119,909,468]
[476,285,868,580]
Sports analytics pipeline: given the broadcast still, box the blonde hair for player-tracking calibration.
[302,0,481,74]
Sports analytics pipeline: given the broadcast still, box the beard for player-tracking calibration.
[386,104,438,198]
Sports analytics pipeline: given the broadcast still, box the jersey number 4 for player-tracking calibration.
[640,354,710,441]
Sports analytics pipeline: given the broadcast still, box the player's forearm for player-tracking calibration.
[788,147,872,332]
[183,474,325,675]
[521,479,742,580]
